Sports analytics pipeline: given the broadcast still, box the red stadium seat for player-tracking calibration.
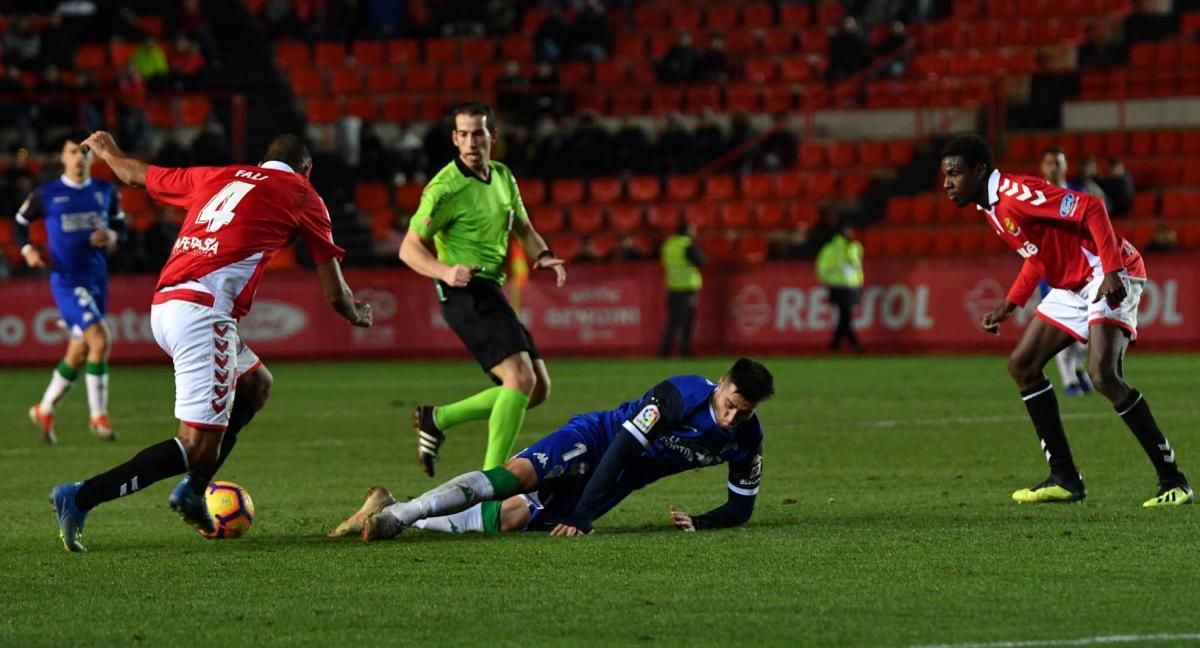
[773,172,808,198]
[790,203,819,227]
[667,177,700,202]
[830,142,858,168]
[594,61,626,86]
[780,56,812,83]
[628,177,661,202]
[356,183,391,211]
[648,87,684,115]
[329,68,364,94]
[763,86,795,113]
[532,207,565,234]
[289,68,323,96]
[570,205,605,233]
[684,86,721,112]
[609,205,644,232]
[706,5,739,29]
[799,143,828,168]
[314,41,346,68]
[424,39,457,63]
[724,84,761,112]
[634,6,669,30]
[382,95,415,123]
[178,96,211,126]
[589,177,623,204]
[743,4,775,29]
[780,4,812,27]
[737,233,769,264]
[306,98,340,125]
[461,38,494,61]
[887,197,915,224]
[886,140,915,166]
[745,58,779,84]
[721,202,754,229]
[275,41,308,70]
[610,89,647,114]
[352,41,383,66]
[394,184,423,211]
[441,65,475,92]
[860,140,886,167]
[761,29,797,55]
[367,68,400,93]
[740,174,773,200]
[344,95,377,121]
[519,179,546,206]
[499,35,534,62]
[549,235,582,263]
[754,202,787,229]
[684,203,719,231]
[1130,193,1159,218]
[704,176,736,201]
[386,40,420,65]
[646,204,681,231]
[614,34,647,59]
[403,65,438,92]
[672,6,702,31]
[551,179,586,206]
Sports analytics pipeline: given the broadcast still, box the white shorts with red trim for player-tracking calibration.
[1036,272,1144,343]
[151,297,248,430]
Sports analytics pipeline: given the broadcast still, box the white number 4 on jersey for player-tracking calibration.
[195,181,256,232]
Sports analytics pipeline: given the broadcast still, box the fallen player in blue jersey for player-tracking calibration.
[331,358,774,539]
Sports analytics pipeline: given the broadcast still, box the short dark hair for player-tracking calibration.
[59,129,91,152]
[727,357,775,403]
[1042,145,1065,157]
[262,134,311,171]
[940,134,994,172]
[452,102,496,128]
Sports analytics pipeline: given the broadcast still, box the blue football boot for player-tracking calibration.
[49,482,88,553]
[168,475,215,535]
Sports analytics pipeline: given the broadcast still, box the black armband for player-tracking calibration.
[537,249,554,261]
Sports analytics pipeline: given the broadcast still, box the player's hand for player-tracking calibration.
[549,523,591,537]
[80,131,122,160]
[440,264,475,287]
[534,255,567,288]
[981,301,1016,335]
[89,227,117,251]
[669,505,695,532]
[350,301,373,327]
[1093,271,1127,308]
[21,245,46,268]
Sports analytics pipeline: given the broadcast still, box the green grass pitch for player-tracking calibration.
[1,356,1197,646]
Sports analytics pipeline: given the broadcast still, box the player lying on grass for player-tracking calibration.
[331,358,773,539]
[940,134,1191,507]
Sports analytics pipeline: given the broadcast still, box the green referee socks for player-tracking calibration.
[483,388,529,470]
[433,386,503,431]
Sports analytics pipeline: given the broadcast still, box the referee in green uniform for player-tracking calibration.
[400,103,567,478]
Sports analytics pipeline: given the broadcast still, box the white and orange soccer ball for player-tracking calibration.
[202,481,255,539]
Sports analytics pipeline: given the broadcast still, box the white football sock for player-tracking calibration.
[413,503,484,533]
[86,371,108,418]
[1055,348,1077,387]
[381,471,494,526]
[40,369,75,413]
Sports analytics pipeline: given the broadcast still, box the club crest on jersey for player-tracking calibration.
[1059,193,1078,218]
[1003,217,1020,235]
[632,404,661,433]
[94,191,105,206]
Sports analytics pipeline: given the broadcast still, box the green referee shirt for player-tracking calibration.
[409,157,527,285]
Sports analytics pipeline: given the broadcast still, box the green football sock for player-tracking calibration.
[482,388,529,470]
[433,386,503,431]
[57,361,80,381]
[481,500,502,533]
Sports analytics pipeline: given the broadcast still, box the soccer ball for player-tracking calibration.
[203,481,255,539]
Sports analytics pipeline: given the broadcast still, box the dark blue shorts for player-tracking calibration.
[50,273,106,337]
[515,414,626,531]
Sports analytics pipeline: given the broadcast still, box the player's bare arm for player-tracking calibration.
[398,229,475,287]
[513,215,567,287]
[316,259,373,327]
[80,131,148,188]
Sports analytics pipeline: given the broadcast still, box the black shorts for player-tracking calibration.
[439,278,541,377]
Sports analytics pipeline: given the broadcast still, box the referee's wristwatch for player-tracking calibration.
[537,249,554,261]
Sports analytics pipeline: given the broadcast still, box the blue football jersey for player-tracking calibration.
[586,375,764,496]
[16,176,124,281]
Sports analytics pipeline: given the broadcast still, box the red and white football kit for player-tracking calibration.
[978,169,1147,343]
[145,160,344,429]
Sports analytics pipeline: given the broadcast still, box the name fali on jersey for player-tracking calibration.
[172,235,220,257]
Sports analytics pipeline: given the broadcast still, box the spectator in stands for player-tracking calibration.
[116,63,149,152]
[530,61,568,115]
[616,233,646,261]
[167,35,206,90]
[565,112,611,176]
[484,0,517,35]
[829,16,871,81]
[3,15,43,71]
[576,234,608,264]
[34,65,76,132]
[875,21,911,78]
[498,124,534,177]
[361,0,404,38]
[530,114,567,178]
[1145,222,1177,253]
[572,0,611,63]
[816,219,864,354]
[43,13,79,70]
[612,116,653,173]
[260,0,301,38]
[190,115,232,166]
[693,108,728,167]
[759,113,798,171]
[155,131,193,168]
[0,67,34,149]
[534,7,574,62]
[1077,21,1122,67]
[496,59,531,117]
[1078,155,1110,211]
[656,113,696,174]
[656,31,699,83]
[131,35,169,90]
[175,0,222,68]
[695,34,730,83]
[1123,0,1173,44]
[1097,157,1135,217]
[436,0,486,37]
[724,111,758,173]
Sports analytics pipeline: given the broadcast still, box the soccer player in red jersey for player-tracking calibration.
[940,134,1191,507]
[48,132,374,552]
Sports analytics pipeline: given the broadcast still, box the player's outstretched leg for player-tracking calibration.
[30,352,85,445]
[1087,324,1192,507]
[82,322,114,440]
[49,482,88,552]
[413,386,504,477]
[168,366,272,530]
[364,465,528,542]
[1006,319,1087,503]
[329,486,397,537]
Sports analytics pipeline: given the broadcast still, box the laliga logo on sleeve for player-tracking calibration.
[633,404,661,433]
[1060,193,1078,218]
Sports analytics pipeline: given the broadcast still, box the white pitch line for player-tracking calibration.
[904,633,1200,648]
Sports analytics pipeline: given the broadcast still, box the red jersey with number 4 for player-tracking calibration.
[146,162,344,318]
[975,169,1145,306]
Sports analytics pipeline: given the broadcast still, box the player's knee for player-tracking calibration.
[178,429,222,468]
[510,364,537,395]
[1088,364,1122,398]
[528,373,551,408]
[239,366,273,412]
[1005,353,1038,384]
